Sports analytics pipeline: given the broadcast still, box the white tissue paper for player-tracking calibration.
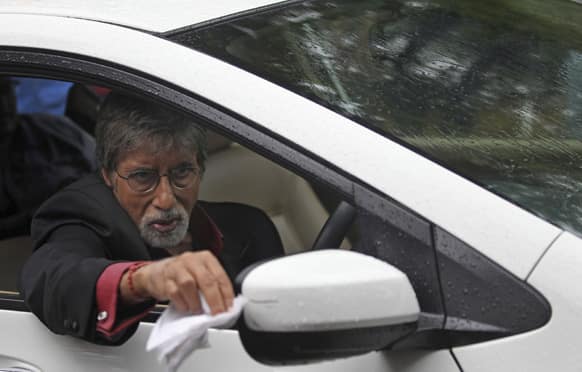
[146,295,247,372]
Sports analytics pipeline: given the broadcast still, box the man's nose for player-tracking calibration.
[152,175,176,210]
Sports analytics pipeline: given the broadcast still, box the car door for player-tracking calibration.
[0,12,464,372]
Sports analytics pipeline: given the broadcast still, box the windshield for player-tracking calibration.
[171,0,582,236]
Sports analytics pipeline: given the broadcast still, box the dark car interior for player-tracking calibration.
[0,75,349,294]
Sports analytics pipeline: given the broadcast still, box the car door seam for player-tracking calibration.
[449,348,465,372]
[525,230,564,281]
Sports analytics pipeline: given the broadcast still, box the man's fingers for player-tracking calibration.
[192,265,226,315]
[196,252,234,312]
[166,281,192,313]
[161,251,234,315]
[205,259,235,308]
[174,272,202,313]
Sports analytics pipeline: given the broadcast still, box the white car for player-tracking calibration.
[0,0,581,371]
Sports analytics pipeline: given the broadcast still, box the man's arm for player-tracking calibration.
[21,224,116,342]
[93,250,234,342]
[95,262,155,341]
[120,251,234,315]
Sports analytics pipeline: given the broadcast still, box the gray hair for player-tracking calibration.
[95,92,207,173]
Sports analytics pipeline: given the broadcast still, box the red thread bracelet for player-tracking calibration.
[127,261,150,299]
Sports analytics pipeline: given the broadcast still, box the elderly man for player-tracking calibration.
[20,92,283,344]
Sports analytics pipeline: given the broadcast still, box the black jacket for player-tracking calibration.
[20,173,283,344]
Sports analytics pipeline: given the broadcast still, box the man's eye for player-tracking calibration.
[130,171,156,183]
[172,167,194,179]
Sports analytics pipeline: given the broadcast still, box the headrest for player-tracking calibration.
[206,131,232,154]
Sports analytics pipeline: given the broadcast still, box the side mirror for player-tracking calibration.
[237,250,420,364]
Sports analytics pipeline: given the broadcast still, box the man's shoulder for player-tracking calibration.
[31,173,122,244]
[61,173,107,194]
[32,173,115,216]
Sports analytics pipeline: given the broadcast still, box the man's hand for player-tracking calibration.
[120,251,234,315]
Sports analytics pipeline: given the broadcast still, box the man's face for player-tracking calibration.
[102,142,200,249]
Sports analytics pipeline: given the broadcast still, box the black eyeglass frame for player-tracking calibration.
[115,166,199,193]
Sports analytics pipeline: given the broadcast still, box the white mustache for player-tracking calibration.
[142,208,187,225]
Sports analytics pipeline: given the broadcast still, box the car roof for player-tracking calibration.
[0,0,286,33]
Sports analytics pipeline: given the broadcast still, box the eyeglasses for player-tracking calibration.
[116,166,199,193]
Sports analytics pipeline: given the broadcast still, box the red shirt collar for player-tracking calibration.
[189,204,223,255]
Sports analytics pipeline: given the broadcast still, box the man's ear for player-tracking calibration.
[101,168,113,188]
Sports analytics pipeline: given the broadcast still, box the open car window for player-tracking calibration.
[0,76,433,331]
[0,76,353,295]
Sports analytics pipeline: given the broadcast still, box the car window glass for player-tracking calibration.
[350,209,444,319]
[175,0,582,237]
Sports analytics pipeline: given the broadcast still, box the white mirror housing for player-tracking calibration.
[241,249,420,332]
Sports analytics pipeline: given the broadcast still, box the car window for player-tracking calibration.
[0,76,350,296]
[0,75,432,314]
[172,0,582,237]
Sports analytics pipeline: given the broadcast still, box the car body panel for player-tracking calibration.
[0,310,269,371]
[453,231,582,371]
[0,13,562,279]
[0,310,459,372]
[0,0,285,33]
